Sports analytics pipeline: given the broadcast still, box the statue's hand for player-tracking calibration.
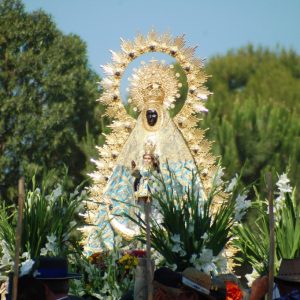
[131,160,136,169]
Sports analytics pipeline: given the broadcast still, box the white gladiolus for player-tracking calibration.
[0,240,13,267]
[20,259,35,276]
[199,248,213,263]
[214,168,224,186]
[234,193,251,221]
[52,185,62,200]
[201,233,208,240]
[276,173,292,194]
[171,234,181,244]
[245,268,259,287]
[275,173,293,210]
[225,174,238,192]
[172,243,182,253]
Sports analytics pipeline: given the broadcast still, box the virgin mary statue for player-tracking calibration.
[82,32,217,254]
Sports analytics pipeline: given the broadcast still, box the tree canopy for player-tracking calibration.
[201,45,300,193]
[0,0,104,201]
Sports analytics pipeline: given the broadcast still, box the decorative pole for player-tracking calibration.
[12,177,25,300]
[144,197,153,300]
[267,173,274,300]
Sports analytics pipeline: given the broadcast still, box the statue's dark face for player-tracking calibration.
[146,109,158,126]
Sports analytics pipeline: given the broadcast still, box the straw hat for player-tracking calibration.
[182,268,211,290]
[275,258,300,283]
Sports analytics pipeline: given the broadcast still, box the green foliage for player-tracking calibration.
[0,204,16,259]
[0,169,86,271]
[126,166,249,273]
[0,0,106,202]
[233,176,299,275]
[201,46,300,194]
[70,245,135,299]
[21,171,86,258]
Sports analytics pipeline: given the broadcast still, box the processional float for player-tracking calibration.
[80,30,227,299]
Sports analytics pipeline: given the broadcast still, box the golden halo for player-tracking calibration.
[99,30,211,126]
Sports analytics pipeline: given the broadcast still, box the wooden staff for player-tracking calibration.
[12,177,25,300]
[267,173,274,300]
[144,197,153,300]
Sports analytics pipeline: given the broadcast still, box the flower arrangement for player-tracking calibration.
[126,166,250,274]
[118,253,138,270]
[0,171,85,281]
[233,173,299,285]
[69,239,141,299]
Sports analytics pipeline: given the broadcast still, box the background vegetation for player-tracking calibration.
[0,0,109,203]
[203,47,300,195]
[1,0,299,204]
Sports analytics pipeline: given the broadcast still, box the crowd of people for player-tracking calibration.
[3,256,298,300]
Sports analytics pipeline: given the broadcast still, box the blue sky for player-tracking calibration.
[23,0,300,77]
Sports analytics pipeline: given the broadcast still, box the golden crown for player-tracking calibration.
[128,60,179,111]
[143,83,165,104]
[144,139,156,155]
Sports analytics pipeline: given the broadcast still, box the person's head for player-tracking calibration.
[143,153,154,168]
[146,109,158,126]
[18,275,46,300]
[42,279,69,295]
[275,258,300,296]
[34,256,81,298]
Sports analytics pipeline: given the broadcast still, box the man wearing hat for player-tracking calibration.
[273,258,300,300]
[34,256,83,300]
[248,258,300,300]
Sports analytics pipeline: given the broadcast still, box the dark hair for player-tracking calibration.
[18,275,46,300]
[43,279,69,294]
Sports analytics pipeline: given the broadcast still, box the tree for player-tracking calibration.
[201,45,300,194]
[0,0,105,202]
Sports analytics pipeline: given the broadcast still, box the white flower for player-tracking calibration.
[214,168,224,186]
[199,248,213,263]
[21,252,30,261]
[201,233,208,240]
[189,254,198,265]
[40,247,48,256]
[245,268,259,287]
[190,250,227,275]
[276,173,292,194]
[274,173,293,212]
[202,262,217,274]
[47,234,56,243]
[213,252,227,273]
[234,193,251,221]
[0,240,13,266]
[20,259,35,276]
[41,234,58,256]
[52,185,62,200]
[225,174,238,192]
[171,234,181,244]
[172,243,182,253]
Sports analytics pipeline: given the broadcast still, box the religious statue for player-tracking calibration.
[131,141,160,202]
[81,31,220,254]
